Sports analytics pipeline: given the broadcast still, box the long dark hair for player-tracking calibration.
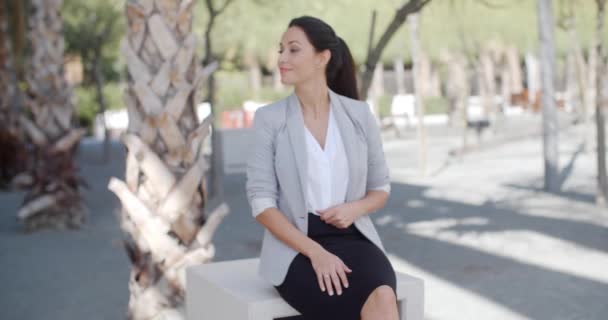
[288,16,359,100]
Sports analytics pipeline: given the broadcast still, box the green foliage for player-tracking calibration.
[377,94,393,119]
[59,0,597,131]
[214,71,290,114]
[424,96,448,115]
[73,82,124,131]
[258,85,291,103]
[194,0,596,66]
[215,71,249,113]
[62,0,125,84]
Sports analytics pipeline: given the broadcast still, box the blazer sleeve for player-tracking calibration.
[246,107,279,218]
[363,103,391,194]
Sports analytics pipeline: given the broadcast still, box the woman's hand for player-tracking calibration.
[317,202,364,229]
[308,247,352,296]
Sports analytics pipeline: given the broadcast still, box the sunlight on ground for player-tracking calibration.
[388,253,528,320]
[404,218,608,285]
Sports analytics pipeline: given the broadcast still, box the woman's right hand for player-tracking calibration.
[308,247,352,296]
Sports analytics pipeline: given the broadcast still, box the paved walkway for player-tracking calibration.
[1,117,606,320]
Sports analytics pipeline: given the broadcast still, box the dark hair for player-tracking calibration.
[288,16,359,100]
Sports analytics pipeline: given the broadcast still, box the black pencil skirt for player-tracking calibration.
[274,212,397,320]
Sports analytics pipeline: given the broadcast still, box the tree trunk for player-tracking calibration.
[93,49,111,163]
[499,48,512,114]
[6,0,27,81]
[594,0,608,205]
[112,1,228,318]
[429,67,441,97]
[418,51,431,97]
[586,43,599,157]
[16,0,87,230]
[567,10,596,152]
[394,57,406,95]
[442,51,469,142]
[409,13,428,176]
[369,62,384,115]
[0,0,25,187]
[537,0,560,192]
[203,0,234,203]
[480,50,497,119]
[360,0,432,100]
[506,46,523,94]
[202,9,222,202]
[564,53,577,114]
[247,53,262,101]
[0,0,17,118]
[266,48,283,91]
[525,52,541,109]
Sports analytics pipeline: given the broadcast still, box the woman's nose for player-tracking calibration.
[278,51,288,65]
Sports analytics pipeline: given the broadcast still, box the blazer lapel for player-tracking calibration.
[286,93,308,217]
[328,89,358,202]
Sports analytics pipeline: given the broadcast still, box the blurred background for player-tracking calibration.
[0,0,607,319]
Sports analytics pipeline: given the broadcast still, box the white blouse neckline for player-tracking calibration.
[303,103,350,215]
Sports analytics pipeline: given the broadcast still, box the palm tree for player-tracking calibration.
[0,0,24,187]
[15,0,87,230]
[108,0,228,317]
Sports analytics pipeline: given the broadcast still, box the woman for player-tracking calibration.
[246,16,398,320]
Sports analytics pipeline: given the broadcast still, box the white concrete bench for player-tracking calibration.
[186,258,424,320]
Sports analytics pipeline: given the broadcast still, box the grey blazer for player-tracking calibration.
[245,88,391,286]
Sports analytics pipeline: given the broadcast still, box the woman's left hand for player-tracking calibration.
[317,202,364,229]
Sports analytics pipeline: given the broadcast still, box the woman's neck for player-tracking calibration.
[294,79,330,119]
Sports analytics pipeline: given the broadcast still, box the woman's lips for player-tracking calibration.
[279,67,291,73]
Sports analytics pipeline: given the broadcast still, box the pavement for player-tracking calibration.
[1,114,606,320]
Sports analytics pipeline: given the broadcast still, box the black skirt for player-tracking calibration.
[275,212,397,320]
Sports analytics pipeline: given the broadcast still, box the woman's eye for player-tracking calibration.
[278,49,298,54]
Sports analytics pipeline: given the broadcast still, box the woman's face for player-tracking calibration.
[278,26,330,86]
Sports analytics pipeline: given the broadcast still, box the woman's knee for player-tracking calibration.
[372,285,397,307]
[361,285,398,319]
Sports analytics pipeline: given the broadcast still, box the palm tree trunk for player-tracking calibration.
[16,0,87,230]
[110,1,227,318]
[0,0,25,187]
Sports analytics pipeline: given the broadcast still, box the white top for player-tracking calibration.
[250,102,391,217]
[304,106,349,215]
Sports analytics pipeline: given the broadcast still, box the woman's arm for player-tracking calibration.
[255,208,322,258]
[246,107,317,254]
[352,189,389,217]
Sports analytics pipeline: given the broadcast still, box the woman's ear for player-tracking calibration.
[316,49,331,69]
[322,49,332,67]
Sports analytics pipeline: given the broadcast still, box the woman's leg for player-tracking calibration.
[360,285,399,320]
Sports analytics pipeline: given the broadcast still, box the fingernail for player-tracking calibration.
[345,284,349,288]
[338,291,342,295]
[329,291,334,296]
